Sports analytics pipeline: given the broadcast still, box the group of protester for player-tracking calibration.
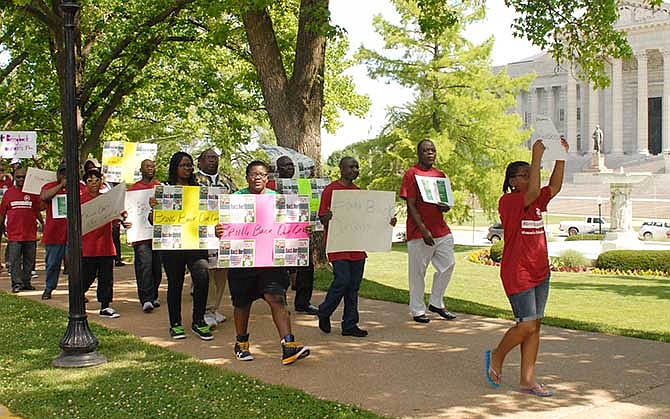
[3,136,567,394]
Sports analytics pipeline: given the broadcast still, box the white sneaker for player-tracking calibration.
[142,301,154,313]
[99,307,120,318]
[31,270,38,278]
[204,312,218,329]
[214,311,226,324]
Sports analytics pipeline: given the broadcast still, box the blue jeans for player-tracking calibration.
[133,241,162,304]
[318,259,365,331]
[45,243,66,292]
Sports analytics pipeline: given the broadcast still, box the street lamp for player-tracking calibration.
[53,1,106,368]
[597,198,603,235]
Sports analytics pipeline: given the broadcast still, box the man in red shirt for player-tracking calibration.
[40,162,68,299]
[317,157,369,337]
[0,167,44,293]
[127,159,162,313]
[400,139,457,323]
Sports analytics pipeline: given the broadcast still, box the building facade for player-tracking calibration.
[501,1,670,157]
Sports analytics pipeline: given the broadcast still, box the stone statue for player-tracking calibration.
[592,125,604,153]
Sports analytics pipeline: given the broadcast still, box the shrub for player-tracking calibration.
[565,234,605,241]
[596,250,670,273]
[555,249,588,268]
[490,240,504,262]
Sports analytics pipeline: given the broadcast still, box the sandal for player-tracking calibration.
[484,349,501,388]
[519,384,553,397]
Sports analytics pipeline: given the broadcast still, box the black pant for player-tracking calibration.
[82,256,114,306]
[161,250,209,326]
[133,241,162,304]
[112,223,122,263]
[7,241,37,288]
[294,255,314,310]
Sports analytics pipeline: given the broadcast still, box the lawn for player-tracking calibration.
[315,244,670,342]
[0,293,382,419]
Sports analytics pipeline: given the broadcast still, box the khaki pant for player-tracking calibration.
[206,268,228,313]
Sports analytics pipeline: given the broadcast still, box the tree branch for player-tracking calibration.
[0,52,28,83]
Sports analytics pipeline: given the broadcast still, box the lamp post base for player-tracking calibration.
[53,351,107,368]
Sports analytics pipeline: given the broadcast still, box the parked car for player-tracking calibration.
[638,220,670,241]
[487,223,503,243]
[558,216,609,236]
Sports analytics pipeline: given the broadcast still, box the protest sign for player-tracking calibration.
[217,194,310,268]
[152,185,219,250]
[52,194,67,219]
[325,190,395,253]
[125,189,155,243]
[540,138,568,162]
[102,141,157,184]
[22,167,56,195]
[415,175,454,206]
[0,131,37,159]
[274,177,329,230]
[81,183,126,235]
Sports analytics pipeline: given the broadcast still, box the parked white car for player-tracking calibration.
[558,216,610,236]
[638,220,670,241]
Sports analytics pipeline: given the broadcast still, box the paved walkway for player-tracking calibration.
[2,261,669,418]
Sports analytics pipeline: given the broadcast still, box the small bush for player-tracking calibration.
[490,240,504,262]
[555,249,587,268]
[565,234,605,241]
[596,250,670,273]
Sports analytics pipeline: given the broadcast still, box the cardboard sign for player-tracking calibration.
[415,175,453,206]
[0,131,37,159]
[217,194,310,267]
[102,141,157,184]
[274,177,329,230]
[125,189,155,243]
[325,190,395,253]
[22,167,57,195]
[541,138,568,162]
[81,183,126,235]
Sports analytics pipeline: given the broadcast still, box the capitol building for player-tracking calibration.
[501,1,670,161]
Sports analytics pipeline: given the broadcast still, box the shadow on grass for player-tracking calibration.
[550,278,670,300]
[315,269,670,343]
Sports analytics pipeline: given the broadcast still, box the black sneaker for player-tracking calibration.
[295,304,319,315]
[23,285,36,291]
[234,341,254,361]
[11,285,21,293]
[191,321,214,341]
[152,299,161,308]
[169,324,186,339]
[413,314,430,323]
[342,326,368,337]
[99,307,120,318]
[41,290,52,300]
[428,304,457,320]
[281,338,310,366]
[318,314,331,334]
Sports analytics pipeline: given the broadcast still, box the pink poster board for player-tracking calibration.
[217,194,310,268]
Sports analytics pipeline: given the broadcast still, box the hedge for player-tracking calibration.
[490,240,504,262]
[565,233,605,241]
[596,250,670,273]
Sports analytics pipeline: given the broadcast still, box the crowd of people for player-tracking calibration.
[2,137,567,395]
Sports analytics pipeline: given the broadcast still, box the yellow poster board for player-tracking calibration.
[102,141,157,184]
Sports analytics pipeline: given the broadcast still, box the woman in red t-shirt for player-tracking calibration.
[485,138,568,397]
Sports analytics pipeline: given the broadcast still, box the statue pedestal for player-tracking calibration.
[582,152,611,173]
[601,230,643,251]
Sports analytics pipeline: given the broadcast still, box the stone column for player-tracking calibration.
[545,86,553,119]
[529,87,537,126]
[663,49,670,154]
[636,50,649,155]
[566,72,578,152]
[588,82,600,151]
[611,58,624,154]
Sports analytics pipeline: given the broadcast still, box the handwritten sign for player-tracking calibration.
[102,141,157,184]
[125,189,155,243]
[275,178,329,230]
[152,185,219,250]
[81,183,126,235]
[22,167,57,195]
[218,194,309,267]
[541,138,568,162]
[325,190,395,253]
[0,131,37,159]
[415,175,453,206]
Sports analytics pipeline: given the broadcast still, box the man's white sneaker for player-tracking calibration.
[214,311,226,324]
[204,312,218,328]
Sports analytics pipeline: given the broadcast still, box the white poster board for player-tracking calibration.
[325,190,395,253]
[52,194,67,219]
[81,182,126,235]
[125,189,154,243]
[415,175,454,206]
[0,131,37,158]
[540,138,568,162]
[22,167,56,194]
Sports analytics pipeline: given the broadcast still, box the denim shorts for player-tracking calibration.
[508,274,550,322]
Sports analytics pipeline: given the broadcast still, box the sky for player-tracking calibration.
[322,0,542,159]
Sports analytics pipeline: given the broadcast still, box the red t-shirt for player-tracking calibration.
[41,181,67,244]
[0,186,41,241]
[128,179,160,192]
[498,186,552,296]
[399,164,451,241]
[80,190,116,257]
[0,175,13,189]
[318,181,367,262]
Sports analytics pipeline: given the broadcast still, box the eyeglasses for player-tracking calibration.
[248,172,268,179]
[86,178,101,183]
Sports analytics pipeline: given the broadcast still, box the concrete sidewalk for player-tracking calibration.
[3,262,669,418]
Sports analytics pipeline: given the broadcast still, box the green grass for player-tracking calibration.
[315,244,670,342]
[0,293,382,419]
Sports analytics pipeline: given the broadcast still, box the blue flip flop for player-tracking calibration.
[484,349,501,388]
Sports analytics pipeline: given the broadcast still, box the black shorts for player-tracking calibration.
[227,267,289,307]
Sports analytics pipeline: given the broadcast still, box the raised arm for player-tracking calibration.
[524,140,544,207]
[40,178,67,202]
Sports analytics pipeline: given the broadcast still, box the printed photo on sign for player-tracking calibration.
[415,175,454,206]
[52,194,67,219]
[218,240,255,268]
[273,238,309,266]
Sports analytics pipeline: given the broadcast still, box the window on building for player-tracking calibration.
[559,109,564,121]
[576,107,581,121]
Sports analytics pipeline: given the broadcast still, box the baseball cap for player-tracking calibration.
[57,162,67,173]
[83,157,101,169]
[10,158,21,165]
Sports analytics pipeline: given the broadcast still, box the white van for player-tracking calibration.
[638,220,670,241]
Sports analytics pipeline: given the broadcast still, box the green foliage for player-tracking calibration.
[554,249,588,268]
[489,239,504,262]
[596,250,670,273]
[565,233,605,241]
[352,0,532,221]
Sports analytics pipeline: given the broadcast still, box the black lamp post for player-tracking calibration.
[598,201,603,235]
[53,1,106,368]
